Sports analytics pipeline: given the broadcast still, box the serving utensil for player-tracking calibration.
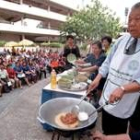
[78,99,120,122]
[71,90,90,115]
[78,101,109,122]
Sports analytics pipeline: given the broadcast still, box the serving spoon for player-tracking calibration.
[78,99,120,122]
[78,101,109,122]
[71,90,90,115]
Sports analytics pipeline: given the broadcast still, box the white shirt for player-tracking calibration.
[0,69,8,79]
[99,33,140,118]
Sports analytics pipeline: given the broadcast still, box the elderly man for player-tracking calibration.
[88,2,140,135]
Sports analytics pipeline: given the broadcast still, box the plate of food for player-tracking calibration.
[58,79,88,92]
[70,82,87,91]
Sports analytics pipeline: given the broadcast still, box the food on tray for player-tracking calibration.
[58,70,88,91]
[58,77,73,89]
[75,74,88,82]
[71,83,81,90]
[55,112,79,128]
[67,71,77,78]
[71,82,87,90]
[61,74,74,80]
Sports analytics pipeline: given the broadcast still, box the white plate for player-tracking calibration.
[77,63,91,67]
[78,72,87,75]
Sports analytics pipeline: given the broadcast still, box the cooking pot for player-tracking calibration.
[39,97,98,131]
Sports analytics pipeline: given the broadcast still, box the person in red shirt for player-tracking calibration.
[6,64,22,89]
[50,58,59,73]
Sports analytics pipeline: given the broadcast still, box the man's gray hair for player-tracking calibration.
[132,2,140,10]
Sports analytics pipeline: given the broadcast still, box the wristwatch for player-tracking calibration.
[120,86,126,92]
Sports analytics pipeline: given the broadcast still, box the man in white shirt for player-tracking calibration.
[88,2,140,135]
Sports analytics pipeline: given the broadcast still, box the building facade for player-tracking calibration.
[0,0,77,42]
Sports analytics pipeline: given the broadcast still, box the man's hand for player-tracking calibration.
[93,131,106,140]
[76,67,83,72]
[109,87,124,103]
[87,79,100,93]
[93,130,131,140]
[87,73,102,94]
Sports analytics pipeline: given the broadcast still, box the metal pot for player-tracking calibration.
[39,97,98,131]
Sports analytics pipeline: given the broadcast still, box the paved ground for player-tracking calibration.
[0,77,101,140]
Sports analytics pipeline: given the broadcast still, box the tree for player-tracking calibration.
[0,40,6,47]
[60,0,121,40]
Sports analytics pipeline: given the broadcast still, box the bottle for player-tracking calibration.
[51,69,57,89]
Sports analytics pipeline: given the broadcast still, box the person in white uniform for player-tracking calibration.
[88,2,140,135]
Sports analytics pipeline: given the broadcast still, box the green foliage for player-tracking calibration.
[60,0,121,40]
[0,40,6,47]
[41,42,63,48]
[80,43,88,50]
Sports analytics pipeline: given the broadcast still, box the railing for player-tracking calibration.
[0,23,60,36]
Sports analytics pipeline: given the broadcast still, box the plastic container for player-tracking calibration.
[51,69,57,89]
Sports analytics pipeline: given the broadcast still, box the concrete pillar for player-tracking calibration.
[48,22,51,29]
[20,0,23,4]
[67,10,71,16]
[21,34,25,40]
[21,16,24,26]
[48,5,50,11]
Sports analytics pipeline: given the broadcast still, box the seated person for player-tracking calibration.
[29,62,37,83]
[0,64,12,91]
[14,61,30,86]
[38,58,46,79]
[49,58,59,73]
[22,61,34,84]
[32,60,40,81]
[6,64,22,89]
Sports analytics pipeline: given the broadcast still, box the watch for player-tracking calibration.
[120,86,125,92]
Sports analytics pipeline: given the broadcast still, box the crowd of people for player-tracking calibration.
[0,47,68,97]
